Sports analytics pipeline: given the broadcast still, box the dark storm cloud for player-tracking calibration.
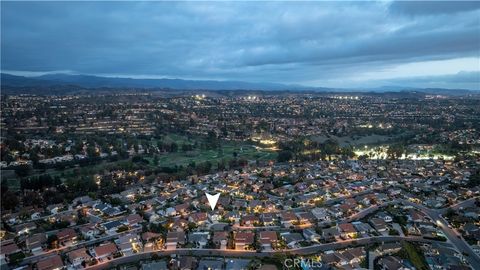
[389,1,480,15]
[379,71,480,90]
[1,1,479,88]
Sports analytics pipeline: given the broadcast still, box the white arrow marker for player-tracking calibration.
[205,192,220,211]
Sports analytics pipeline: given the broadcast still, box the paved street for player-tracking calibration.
[19,196,480,269]
[438,196,479,214]
[82,235,439,269]
[400,199,480,269]
[19,227,142,266]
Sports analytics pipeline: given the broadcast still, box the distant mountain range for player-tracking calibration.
[1,73,324,91]
[0,73,476,95]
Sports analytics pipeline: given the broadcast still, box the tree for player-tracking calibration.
[187,222,198,232]
[150,223,166,234]
[196,161,212,175]
[217,160,226,171]
[466,170,480,188]
[169,142,178,153]
[86,145,99,158]
[14,164,32,177]
[47,235,59,249]
[387,144,405,159]
[1,191,19,210]
[277,150,292,162]
[322,139,340,159]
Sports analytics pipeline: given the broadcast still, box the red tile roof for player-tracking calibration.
[94,242,118,257]
[213,231,228,242]
[338,223,357,234]
[37,255,64,270]
[281,211,297,222]
[126,214,144,225]
[1,243,20,255]
[68,247,89,261]
[57,228,77,241]
[190,212,207,223]
[235,232,254,244]
[259,231,278,244]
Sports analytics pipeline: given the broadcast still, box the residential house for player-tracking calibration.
[352,221,375,236]
[188,232,209,248]
[79,223,100,240]
[258,231,278,251]
[208,212,221,223]
[162,207,177,217]
[377,243,402,256]
[377,256,407,270]
[281,232,304,249]
[175,203,190,215]
[370,218,388,232]
[302,228,320,242]
[241,215,260,226]
[178,256,196,270]
[322,227,340,242]
[93,242,118,260]
[142,231,162,251]
[171,218,189,231]
[188,212,208,226]
[115,233,141,255]
[36,255,64,270]
[67,247,91,267]
[234,232,255,250]
[166,231,186,250]
[47,204,64,215]
[338,223,357,239]
[280,212,298,227]
[26,233,46,254]
[311,208,331,222]
[212,231,228,249]
[73,195,93,206]
[101,220,124,234]
[321,252,345,267]
[125,214,144,227]
[94,203,124,217]
[14,222,36,236]
[329,206,344,219]
[342,247,365,265]
[1,241,21,261]
[464,223,480,243]
[408,210,427,223]
[377,212,393,223]
[56,228,78,246]
[261,213,276,226]
[296,212,315,224]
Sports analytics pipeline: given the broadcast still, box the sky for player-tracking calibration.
[1,1,479,90]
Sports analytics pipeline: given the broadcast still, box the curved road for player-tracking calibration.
[21,196,480,269]
[438,196,479,214]
[83,236,438,270]
[400,199,480,269]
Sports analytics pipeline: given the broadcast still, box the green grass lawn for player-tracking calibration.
[151,142,277,167]
[6,177,21,191]
[161,133,193,145]
[7,134,277,189]
[399,241,429,270]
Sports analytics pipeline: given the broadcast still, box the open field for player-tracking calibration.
[150,142,277,168]
[311,133,404,147]
[3,134,278,189]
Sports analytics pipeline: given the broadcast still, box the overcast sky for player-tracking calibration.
[1,1,479,89]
